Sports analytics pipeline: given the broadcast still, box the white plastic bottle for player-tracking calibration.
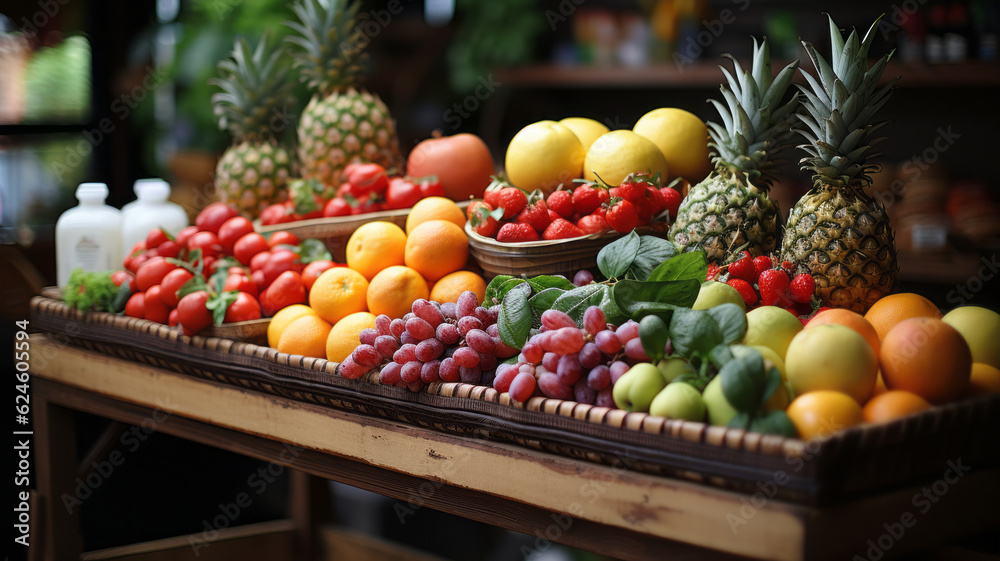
[121,178,190,252]
[55,183,124,287]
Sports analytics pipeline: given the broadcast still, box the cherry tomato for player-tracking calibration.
[347,163,389,195]
[259,204,285,226]
[177,290,212,337]
[268,231,300,248]
[261,271,307,316]
[323,198,351,218]
[195,202,238,234]
[224,291,262,323]
[418,177,445,198]
[351,195,383,215]
[301,260,335,291]
[187,231,223,259]
[136,257,179,292]
[386,177,421,209]
[250,250,272,273]
[293,196,325,221]
[234,232,270,265]
[143,285,170,324]
[343,162,363,178]
[223,273,258,298]
[218,216,255,254]
[160,268,195,308]
[168,309,179,327]
[252,269,267,292]
[124,240,146,270]
[145,228,169,250]
[157,240,180,259]
[201,256,217,278]
[262,249,303,287]
[127,252,150,274]
[228,266,246,275]
[175,225,199,248]
[124,292,145,318]
[111,270,137,293]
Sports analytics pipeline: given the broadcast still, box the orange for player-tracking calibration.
[429,270,486,305]
[862,390,931,424]
[326,311,377,363]
[880,317,972,404]
[966,363,1000,397]
[277,314,332,359]
[267,304,317,348]
[309,267,369,325]
[405,197,466,234]
[864,293,941,341]
[404,220,469,282]
[367,265,429,319]
[786,390,864,440]
[872,372,888,397]
[807,308,881,356]
[345,221,407,280]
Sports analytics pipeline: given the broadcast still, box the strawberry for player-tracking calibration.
[727,278,758,307]
[727,251,755,282]
[576,213,609,235]
[605,199,638,233]
[617,175,647,201]
[467,201,503,238]
[659,187,682,220]
[547,209,562,222]
[573,183,609,215]
[543,218,586,240]
[752,255,772,281]
[781,260,795,273]
[758,269,792,307]
[483,177,506,208]
[706,263,722,281]
[496,222,539,243]
[789,273,816,304]
[495,187,528,220]
[546,190,574,219]
[516,192,551,233]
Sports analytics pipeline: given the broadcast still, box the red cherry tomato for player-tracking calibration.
[217,216,255,254]
[233,232,270,265]
[124,292,145,318]
[259,204,286,226]
[187,231,223,259]
[145,228,169,250]
[250,250,272,273]
[143,285,170,324]
[160,268,195,308]
[177,290,212,337]
[136,257,179,292]
[252,269,267,292]
[343,162,363,179]
[127,252,150,274]
[175,225,199,248]
[262,249,302,287]
[347,163,389,196]
[418,177,445,198]
[201,256,216,278]
[261,271,307,316]
[223,273,258,298]
[195,202,238,234]
[111,270,137,293]
[268,231,300,248]
[386,177,421,210]
[228,266,246,275]
[224,291,262,323]
[168,309,179,327]
[157,240,180,259]
[301,260,335,291]
[323,198,351,218]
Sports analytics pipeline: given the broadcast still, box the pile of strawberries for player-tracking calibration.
[260,162,444,225]
[709,251,818,317]
[468,173,683,243]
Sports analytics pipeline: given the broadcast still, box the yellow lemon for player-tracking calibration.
[633,108,711,183]
[326,312,377,363]
[583,130,669,187]
[505,120,585,194]
[557,117,610,152]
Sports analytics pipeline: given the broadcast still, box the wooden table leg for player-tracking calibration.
[34,391,83,561]
[290,470,333,560]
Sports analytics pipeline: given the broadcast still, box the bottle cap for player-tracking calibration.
[76,182,109,202]
[133,178,171,202]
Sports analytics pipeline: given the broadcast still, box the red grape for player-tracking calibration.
[412,298,443,327]
[610,361,630,383]
[459,365,481,384]
[400,360,422,383]
[456,291,478,317]
[479,352,497,371]
[457,316,483,336]
[587,365,611,391]
[440,302,458,320]
[616,320,639,343]
[573,269,594,286]
[400,332,419,345]
[549,327,585,354]
[393,344,416,365]
[579,342,601,369]
[351,344,381,368]
[379,362,402,385]
[509,372,537,402]
[541,309,576,330]
[339,356,367,379]
[624,338,650,361]
[595,330,623,354]
[359,328,377,346]
[522,342,543,364]
[376,314,392,336]
[452,347,480,368]
[574,378,596,404]
[555,353,582,385]
[493,337,518,358]
[375,335,400,359]
[405,317,435,340]
[435,323,460,345]
[390,318,406,339]
[583,306,605,335]
[439,357,460,382]
[541,352,559,371]
[595,388,615,407]
[420,360,441,383]
[537,372,573,400]
[415,338,445,361]
[493,363,518,392]
[466,329,495,354]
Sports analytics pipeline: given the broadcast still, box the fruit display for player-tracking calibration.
[780,17,899,312]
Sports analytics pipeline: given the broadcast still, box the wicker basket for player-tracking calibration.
[465,222,621,279]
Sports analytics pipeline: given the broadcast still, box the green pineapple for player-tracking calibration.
[286,0,400,189]
[780,16,899,313]
[669,38,800,263]
[212,35,296,219]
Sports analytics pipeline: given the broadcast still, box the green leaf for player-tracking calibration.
[638,315,670,363]
[611,279,701,319]
[647,251,707,284]
[551,284,608,325]
[728,411,752,430]
[484,275,515,304]
[749,410,798,437]
[486,277,529,306]
[706,303,749,344]
[498,287,532,349]
[718,348,766,412]
[177,275,209,300]
[526,275,576,292]
[298,238,332,264]
[205,290,239,326]
[528,287,565,313]
[628,236,677,281]
[708,344,734,368]
[668,308,724,358]
[597,231,640,279]
[761,366,783,407]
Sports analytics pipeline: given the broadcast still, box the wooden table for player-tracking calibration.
[27,335,1000,561]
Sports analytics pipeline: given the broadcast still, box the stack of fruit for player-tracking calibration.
[698,251,817,318]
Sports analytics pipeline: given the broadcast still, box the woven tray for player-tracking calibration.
[30,295,1000,506]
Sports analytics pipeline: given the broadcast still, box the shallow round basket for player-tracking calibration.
[465,222,621,279]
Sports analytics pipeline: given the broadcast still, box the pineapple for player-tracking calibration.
[669,38,800,263]
[212,35,296,219]
[780,16,899,313]
[286,0,400,189]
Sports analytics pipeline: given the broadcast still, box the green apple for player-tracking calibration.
[785,324,878,404]
[943,306,1000,369]
[613,363,666,412]
[657,357,696,382]
[692,281,746,312]
[649,381,705,421]
[702,376,738,426]
[743,306,802,360]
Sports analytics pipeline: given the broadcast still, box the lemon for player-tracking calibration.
[633,108,711,183]
[505,121,585,194]
[326,312,377,363]
[557,117,610,152]
[583,130,669,187]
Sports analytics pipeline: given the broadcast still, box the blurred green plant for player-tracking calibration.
[24,35,91,122]
[446,0,545,93]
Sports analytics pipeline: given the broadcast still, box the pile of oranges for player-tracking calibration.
[785,293,1000,439]
[266,197,487,363]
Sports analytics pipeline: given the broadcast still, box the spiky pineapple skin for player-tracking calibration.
[669,172,781,263]
[780,185,898,313]
[297,89,400,188]
[216,141,293,218]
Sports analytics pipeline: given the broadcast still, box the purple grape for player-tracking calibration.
[351,344,381,368]
[459,365,482,385]
[359,328,378,346]
[541,309,576,330]
[407,380,425,392]
[452,347,481,368]
[415,338,445,361]
[574,378,596,404]
[400,331,419,346]
[509,372,537,402]
[480,369,496,388]
[583,306,605,335]
[579,342,601,369]
[485,323,499,337]
[435,323,461,345]
[609,361,630,384]
[624,338,650,361]
[466,329,495,354]
[375,335,400,360]
[400,360,422,383]
[405,317,435,341]
[594,330,623,354]
[439,357,460,382]
[440,301,458,320]
[595,388,615,408]
[456,291,478,318]
[420,359,441,383]
[537,372,573,400]
[587,365,611,391]
[573,269,594,287]
[556,353,582,385]
[479,352,497,371]
[379,362,402,385]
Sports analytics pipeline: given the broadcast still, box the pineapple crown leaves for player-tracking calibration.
[285,0,365,96]
[210,33,296,144]
[795,15,899,189]
[707,37,801,180]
